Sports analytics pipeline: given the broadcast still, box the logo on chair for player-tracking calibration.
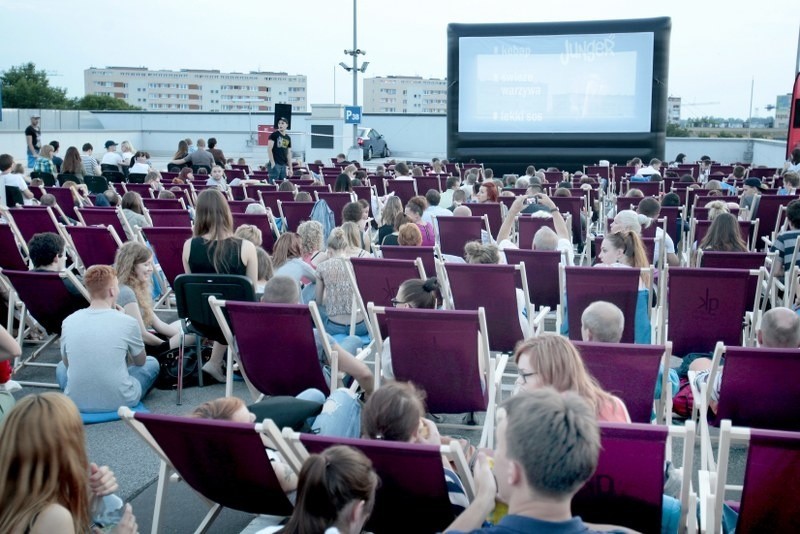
[696,288,719,314]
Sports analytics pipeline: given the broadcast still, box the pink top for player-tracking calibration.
[597,395,632,423]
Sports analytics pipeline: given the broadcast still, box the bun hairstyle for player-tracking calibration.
[397,277,441,309]
[464,241,500,264]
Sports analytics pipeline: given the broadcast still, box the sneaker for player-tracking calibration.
[0,380,22,393]
[201,362,226,383]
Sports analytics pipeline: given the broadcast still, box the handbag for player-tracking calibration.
[154,345,207,390]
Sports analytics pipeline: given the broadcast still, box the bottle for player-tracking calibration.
[92,493,125,532]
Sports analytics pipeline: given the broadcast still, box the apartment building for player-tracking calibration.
[363,76,447,114]
[84,67,307,112]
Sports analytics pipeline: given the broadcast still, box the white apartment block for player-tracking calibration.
[84,67,308,112]
[667,96,681,124]
[363,76,447,114]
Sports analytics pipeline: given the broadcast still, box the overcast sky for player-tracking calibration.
[2,0,798,119]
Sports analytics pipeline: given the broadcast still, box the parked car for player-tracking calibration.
[358,128,390,160]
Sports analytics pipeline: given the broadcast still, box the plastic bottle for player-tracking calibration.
[92,493,125,532]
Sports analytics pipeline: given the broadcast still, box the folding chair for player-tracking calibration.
[76,207,130,242]
[516,216,556,250]
[316,192,356,226]
[172,274,256,404]
[560,266,653,344]
[384,179,417,204]
[210,299,351,399]
[127,173,147,184]
[30,170,56,186]
[140,227,193,309]
[467,203,504,240]
[661,268,762,355]
[228,184,247,201]
[147,208,192,228]
[689,219,758,252]
[227,200,253,214]
[5,206,62,243]
[347,257,425,339]
[0,221,29,271]
[277,200,315,233]
[368,305,506,448]
[257,189,292,213]
[3,269,89,387]
[699,421,800,534]
[231,211,280,253]
[376,245,436,278]
[751,194,800,251]
[122,183,155,198]
[142,197,186,211]
[62,225,123,272]
[276,430,472,534]
[415,175,444,194]
[436,215,490,257]
[43,186,81,220]
[572,421,696,534]
[573,341,673,425]
[439,262,538,352]
[504,248,564,332]
[119,408,293,533]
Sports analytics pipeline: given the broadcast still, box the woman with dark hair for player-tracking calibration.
[59,146,86,182]
[333,172,353,193]
[377,195,403,245]
[172,139,189,162]
[698,212,747,253]
[177,167,194,183]
[182,188,258,380]
[120,191,151,240]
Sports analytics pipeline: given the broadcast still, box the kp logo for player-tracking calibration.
[696,288,720,314]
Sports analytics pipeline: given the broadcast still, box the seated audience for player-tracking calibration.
[404,196,436,246]
[496,194,574,265]
[581,301,625,343]
[316,228,368,337]
[770,199,800,276]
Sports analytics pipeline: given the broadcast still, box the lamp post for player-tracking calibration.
[338,0,368,150]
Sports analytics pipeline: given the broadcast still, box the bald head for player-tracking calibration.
[759,307,800,348]
[532,226,559,251]
[581,301,625,343]
[453,205,473,217]
[261,276,300,304]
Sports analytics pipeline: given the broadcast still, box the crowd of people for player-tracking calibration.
[2,142,800,532]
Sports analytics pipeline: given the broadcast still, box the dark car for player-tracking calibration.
[358,128,390,160]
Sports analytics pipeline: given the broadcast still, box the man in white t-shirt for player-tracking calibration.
[496,193,574,265]
[0,153,36,207]
[100,140,126,170]
[422,189,453,227]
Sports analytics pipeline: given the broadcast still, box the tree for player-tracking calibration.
[71,95,140,111]
[666,122,691,137]
[1,62,69,109]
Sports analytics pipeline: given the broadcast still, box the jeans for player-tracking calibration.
[27,150,36,168]
[318,305,370,338]
[311,388,362,438]
[335,335,364,357]
[268,163,288,182]
[56,357,160,404]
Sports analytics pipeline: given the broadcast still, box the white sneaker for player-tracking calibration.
[201,362,226,383]
[0,380,22,393]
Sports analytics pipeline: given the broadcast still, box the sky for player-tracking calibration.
[1,0,798,120]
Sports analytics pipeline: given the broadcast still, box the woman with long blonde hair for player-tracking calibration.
[0,393,137,533]
[115,241,184,354]
[513,334,631,422]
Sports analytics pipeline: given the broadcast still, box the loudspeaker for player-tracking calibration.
[274,104,292,130]
[787,72,800,160]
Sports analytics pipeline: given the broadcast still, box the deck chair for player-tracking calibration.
[276,430,474,534]
[467,203,504,240]
[415,175,444,193]
[231,211,280,253]
[573,421,696,534]
[228,184,247,201]
[689,219,758,252]
[122,183,155,198]
[147,208,192,228]
[661,268,761,356]
[384,179,417,204]
[75,207,130,242]
[368,305,506,448]
[699,421,800,534]
[560,266,653,344]
[692,343,800,472]
[210,299,347,400]
[347,257,425,339]
[436,215,490,257]
[277,200,315,232]
[140,227,193,309]
[227,200,254,214]
[376,245,436,278]
[573,341,673,425]
[5,206,63,243]
[257,189,292,213]
[516,216,556,250]
[142,197,185,211]
[3,269,89,387]
[62,225,123,272]
[439,262,538,352]
[43,186,81,220]
[751,193,799,251]
[119,408,293,533]
[0,222,29,271]
[172,274,256,404]
[316,192,355,226]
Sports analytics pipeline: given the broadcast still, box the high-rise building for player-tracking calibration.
[363,76,447,114]
[84,67,307,112]
[667,96,681,124]
[775,93,791,129]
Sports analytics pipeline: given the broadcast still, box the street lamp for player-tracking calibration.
[339,0,369,150]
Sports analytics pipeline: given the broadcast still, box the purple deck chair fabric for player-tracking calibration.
[76,207,129,243]
[666,268,752,357]
[0,224,28,270]
[142,197,184,210]
[752,194,799,251]
[228,184,247,201]
[227,200,253,214]
[445,263,525,353]
[552,196,584,242]
[384,307,488,414]
[141,227,193,288]
[467,203,504,239]
[711,346,800,431]
[256,190,293,213]
[660,206,683,245]
[43,186,80,220]
[124,183,155,198]
[353,185,373,205]
[133,412,293,516]
[699,251,767,303]
[3,270,88,335]
[298,433,457,534]
[350,257,422,338]
[563,266,641,344]
[64,225,121,269]
[232,212,277,254]
[735,428,800,532]
[572,422,667,534]
[573,341,667,424]
[517,216,556,250]
[317,192,354,226]
[379,245,436,278]
[147,209,192,228]
[385,179,417,205]
[437,216,485,257]
[224,301,331,396]
[503,249,561,310]
[7,206,61,243]
[278,201,315,232]
[415,175,444,193]
[693,220,753,250]
[297,184,330,196]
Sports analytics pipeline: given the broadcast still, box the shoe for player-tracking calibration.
[0,380,22,393]
[201,362,226,383]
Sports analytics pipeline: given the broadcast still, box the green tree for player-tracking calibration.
[666,122,691,137]
[71,94,140,111]
[1,62,69,109]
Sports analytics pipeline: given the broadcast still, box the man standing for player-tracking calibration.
[56,265,159,412]
[268,117,293,182]
[25,115,41,168]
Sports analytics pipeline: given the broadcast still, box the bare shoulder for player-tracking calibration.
[29,503,76,534]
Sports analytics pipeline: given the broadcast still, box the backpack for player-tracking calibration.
[672,377,694,419]
[310,199,336,244]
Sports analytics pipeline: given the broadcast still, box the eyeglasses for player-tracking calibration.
[517,371,537,384]
[390,298,407,307]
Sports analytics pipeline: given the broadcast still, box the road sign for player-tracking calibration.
[345,106,362,124]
